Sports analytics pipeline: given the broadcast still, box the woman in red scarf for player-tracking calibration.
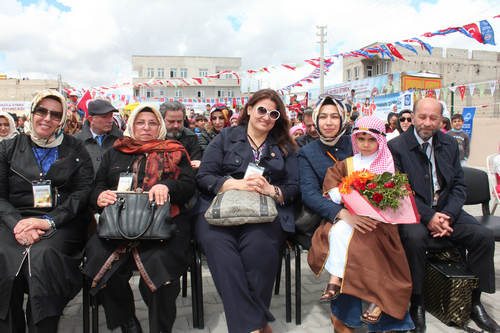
[82,104,196,333]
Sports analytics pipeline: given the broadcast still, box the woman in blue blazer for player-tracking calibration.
[192,89,300,333]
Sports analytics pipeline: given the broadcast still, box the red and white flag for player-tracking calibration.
[76,90,93,118]
[386,43,406,61]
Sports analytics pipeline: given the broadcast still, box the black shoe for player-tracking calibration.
[470,304,500,333]
[120,315,143,333]
[409,304,426,333]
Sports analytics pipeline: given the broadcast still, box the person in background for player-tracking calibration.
[198,103,229,156]
[73,99,124,176]
[160,101,202,169]
[493,142,500,194]
[17,115,26,133]
[386,112,398,134]
[189,120,197,131]
[205,104,211,114]
[295,108,319,148]
[387,109,413,141]
[230,114,239,127]
[0,89,94,332]
[439,117,451,133]
[0,111,19,142]
[188,109,196,121]
[346,89,356,107]
[447,114,470,167]
[290,125,305,140]
[194,114,207,135]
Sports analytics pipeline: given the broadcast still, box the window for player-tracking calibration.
[354,67,359,79]
[180,68,187,78]
[383,62,388,74]
[376,64,380,76]
[159,90,164,96]
[217,88,225,98]
[223,73,233,79]
[347,69,351,81]
[157,68,164,78]
[146,88,154,98]
[367,65,373,77]
[175,89,183,98]
[197,90,205,98]
[170,68,177,78]
[147,68,154,78]
[199,68,208,77]
[227,88,234,97]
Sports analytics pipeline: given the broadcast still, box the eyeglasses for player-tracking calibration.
[255,106,280,120]
[353,127,386,137]
[399,116,412,123]
[134,120,159,128]
[32,106,63,122]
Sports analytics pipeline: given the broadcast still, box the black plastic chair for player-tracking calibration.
[463,166,500,240]
[82,245,200,333]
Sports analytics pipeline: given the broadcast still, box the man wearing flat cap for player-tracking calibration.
[73,99,123,176]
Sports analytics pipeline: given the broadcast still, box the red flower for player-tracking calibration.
[359,183,366,191]
[352,179,362,190]
[373,192,383,203]
[384,182,395,189]
[368,183,377,190]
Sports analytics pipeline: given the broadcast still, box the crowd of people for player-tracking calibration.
[0,88,495,333]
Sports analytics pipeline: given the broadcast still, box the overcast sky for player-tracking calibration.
[1,0,499,95]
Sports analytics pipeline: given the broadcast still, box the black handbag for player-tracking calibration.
[293,199,323,237]
[97,191,176,241]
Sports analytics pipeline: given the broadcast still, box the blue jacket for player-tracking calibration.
[388,125,466,226]
[299,136,352,222]
[194,125,300,233]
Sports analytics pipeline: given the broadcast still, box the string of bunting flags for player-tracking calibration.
[64,14,498,106]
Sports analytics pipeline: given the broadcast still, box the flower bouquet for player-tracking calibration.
[338,169,419,224]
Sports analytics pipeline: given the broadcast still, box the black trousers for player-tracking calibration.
[193,213,288,333]
[398,208,495,294]
[0,265,60,333]
[97,257,180,333]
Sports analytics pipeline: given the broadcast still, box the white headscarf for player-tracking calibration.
[123,103,167,140]
[24,89,67,148]
[0,111,19,141]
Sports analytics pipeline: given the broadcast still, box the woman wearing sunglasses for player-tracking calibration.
[0,89,94,332]
[198,103,230,156]
[192,89,300,333]
[386,109,413,141]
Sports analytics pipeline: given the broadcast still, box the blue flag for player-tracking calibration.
[480,20,496,45]
[462,107,476,139]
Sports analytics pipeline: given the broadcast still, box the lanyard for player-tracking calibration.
[32,145,55,180]
[327,151,338,163]
[247,134,266,165]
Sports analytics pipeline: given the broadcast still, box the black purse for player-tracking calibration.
[97,191,176,241]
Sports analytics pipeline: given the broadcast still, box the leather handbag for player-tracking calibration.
[97,191,176,241]
[204,190,278,226]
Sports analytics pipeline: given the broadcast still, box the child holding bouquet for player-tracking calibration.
[308,116,415,332]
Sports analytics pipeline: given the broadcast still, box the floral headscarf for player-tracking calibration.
[123,103,167,140]
[24,89,67,148]
[0,111,19,141]
[351,116,394,174]
[312,95,348,147]
[209,103,230,128]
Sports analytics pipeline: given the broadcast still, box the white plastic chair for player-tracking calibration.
[485,154,500,215]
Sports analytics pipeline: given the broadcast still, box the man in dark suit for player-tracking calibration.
[295,108,319,148]
[388,98,498,333]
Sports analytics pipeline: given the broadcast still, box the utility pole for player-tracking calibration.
[317,25,327,95]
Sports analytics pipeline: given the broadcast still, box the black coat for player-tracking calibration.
[193,125,300,233]
[82,146,196,290]
[177,127,202,160]
[388,125,466,226]
[0,133,94,322]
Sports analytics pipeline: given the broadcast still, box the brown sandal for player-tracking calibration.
[360,302,382,324]
[319,283,340,302]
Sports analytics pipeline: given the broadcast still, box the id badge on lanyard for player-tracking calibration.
[244,162,265,179]
[117,173,134,192]
[32,180,52,208]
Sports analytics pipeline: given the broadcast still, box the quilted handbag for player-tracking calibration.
[205,190,278,226]
[97,192,176,241]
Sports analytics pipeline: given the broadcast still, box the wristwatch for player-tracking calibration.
[273,185,280,199]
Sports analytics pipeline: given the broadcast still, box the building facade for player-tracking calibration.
[0,78,70,101]
[343,43,500,117]
[132,56,242,101]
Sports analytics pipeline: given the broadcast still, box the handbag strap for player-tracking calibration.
[259,193,270,217]
[211,191,270,218]
[115,196,157,240]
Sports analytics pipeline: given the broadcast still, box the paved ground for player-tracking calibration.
[57,166,500,333]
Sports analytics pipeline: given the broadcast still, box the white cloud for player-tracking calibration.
[0,0,498,94]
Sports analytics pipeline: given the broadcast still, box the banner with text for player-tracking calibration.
[462,107,476,140]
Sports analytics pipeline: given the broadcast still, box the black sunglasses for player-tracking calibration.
[399,116,412,123]
[353,127,386,136]
[32,106,63,122]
